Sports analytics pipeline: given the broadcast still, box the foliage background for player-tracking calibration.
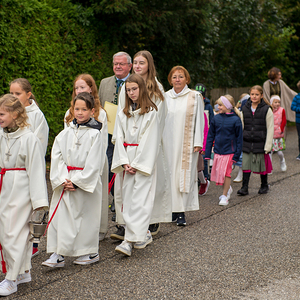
[0,0,299,155]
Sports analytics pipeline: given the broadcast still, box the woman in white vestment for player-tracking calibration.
[64,74,108,241]
[111,50,171,240]
[112,74,160,257]
[164,66,204,226]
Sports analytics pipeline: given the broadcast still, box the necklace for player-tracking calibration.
[73,127,89,149]
[4,134,18,161]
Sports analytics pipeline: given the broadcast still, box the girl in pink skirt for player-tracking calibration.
[205,95,243,206]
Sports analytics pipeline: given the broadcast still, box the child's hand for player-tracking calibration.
[123,164,136,175]
[200,150,205,155]
[194,146,202,152]
[63,179,76,191]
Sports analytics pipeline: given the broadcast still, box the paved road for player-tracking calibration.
[2,126,300,299]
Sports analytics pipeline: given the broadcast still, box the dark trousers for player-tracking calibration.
[107,134,115,197]
[296,123,300,154]
[202,154,210,180]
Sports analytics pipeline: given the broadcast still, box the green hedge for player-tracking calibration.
[0,0,116,157]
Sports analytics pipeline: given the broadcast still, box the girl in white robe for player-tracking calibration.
[112,74,160,257]
[43,92,104,267]
[111,50,171,240]
[64,74,108,241]
[10,78,49,257]
[0,95,48,296]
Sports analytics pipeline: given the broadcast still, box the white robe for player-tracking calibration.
[0,128,48,280]
[112,107,160,242]
[47,121,104,256]
[64,109,108,235]
[113,80,172,225]
[163,88,204,212]
[26,99,49,156]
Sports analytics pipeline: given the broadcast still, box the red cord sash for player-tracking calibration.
[45,166,83,234]
[0,167,26,273]
[108,143,139,192]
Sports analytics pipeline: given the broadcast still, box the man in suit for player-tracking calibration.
[98,52,132,239]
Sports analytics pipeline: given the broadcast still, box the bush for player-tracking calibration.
[0,0,116,156]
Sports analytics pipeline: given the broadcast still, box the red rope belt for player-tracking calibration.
[45,166,83,234]
[108,143,139,193]
[0,167,26,273]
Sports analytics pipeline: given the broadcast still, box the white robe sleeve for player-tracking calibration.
[193,93,204,148]
[112,85,126,144]
[131,111,160,176]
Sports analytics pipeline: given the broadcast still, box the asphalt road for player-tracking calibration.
[1,126,300,300]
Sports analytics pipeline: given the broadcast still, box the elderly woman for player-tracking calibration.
[263,67,296,122]
[163,66,204,226]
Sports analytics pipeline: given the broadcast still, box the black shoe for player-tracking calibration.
[176,212,186,226]
[110,199,115,212]
[258,185,269,194]
[148,223,160,236]
[237,186,249,196]
[111,214,116,222]
[172,213,179,222]
[110,225,125,240]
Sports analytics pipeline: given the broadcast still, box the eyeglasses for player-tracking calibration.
[113,63,129,67]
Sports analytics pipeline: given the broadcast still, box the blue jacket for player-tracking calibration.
[291,93,300,124]
[204,112,243,162]
[203,97,214,124]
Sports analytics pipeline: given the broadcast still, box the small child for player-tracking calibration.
[270,95,287,171]
[238,85,274,196]
[43,92,105,267]
[112,74,160,256]
[291,80,300,160]
[9,78,49,258]
[205,95,243,206]
[0,94,48,296]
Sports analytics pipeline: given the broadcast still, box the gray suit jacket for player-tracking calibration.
[98,75,119,107]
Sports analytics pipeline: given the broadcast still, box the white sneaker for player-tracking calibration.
[115,240,132,256]
[73,253,99,265]
[280,159,287,172]
[233,168,243,182]
[99,232,106,241]
[134,231,153,249]
[17,272,31,285]
[42,253,65,268]
[219,195,229,206]
[0,279,17,296]
[227,186,233,200]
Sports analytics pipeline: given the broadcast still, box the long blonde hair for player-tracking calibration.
[250,85,272,110]
[216,94,241,118]
[0,94,29,128]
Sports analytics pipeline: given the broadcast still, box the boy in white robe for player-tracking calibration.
[0,94,48,296]
[112,74,160,256]
[43,92,104,267]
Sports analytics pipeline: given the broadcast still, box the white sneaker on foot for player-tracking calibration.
[0,279,17,296]
[99,232,106,241]
[233,168,243,182]
[219,195,229,206]
[17,272,31,285]
[134,231,153,249]
[115,240,132,256]
[280,159,287,172]
[42,253,65,268]
[227,186,233,200]
[73,253,99,265]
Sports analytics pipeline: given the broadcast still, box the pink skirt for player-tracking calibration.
[211,154,234,185]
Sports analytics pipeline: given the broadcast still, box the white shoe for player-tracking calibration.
[17,272,31,285]
[227,186,233,200]
[115,240,132,256]
[233,168,243,182]
[0,279,17,296]
[42,253,65,268]
[280,159,287,172]
[99,232,106,241]
[134,231,153,249]
[73,253,99,265]
[219,195,229,206]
